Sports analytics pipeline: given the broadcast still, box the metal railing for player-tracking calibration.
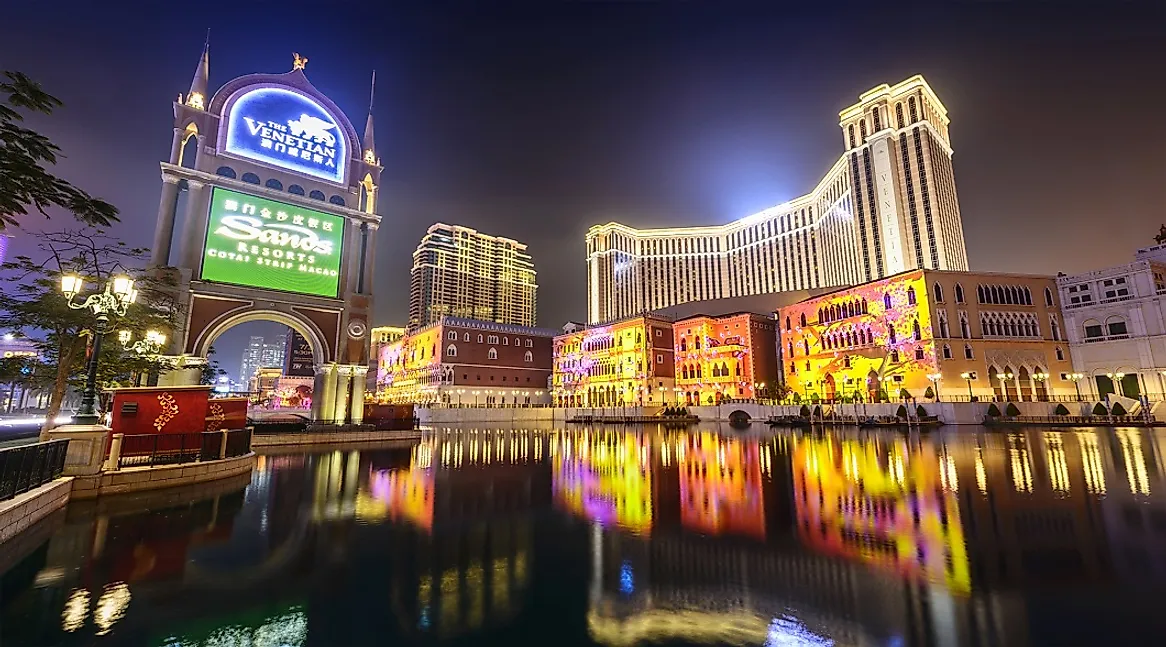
[116,429,253,468]
[248,417,417,435]
[0,439,69,502]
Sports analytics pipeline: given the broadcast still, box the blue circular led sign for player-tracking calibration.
[223,87,348,185]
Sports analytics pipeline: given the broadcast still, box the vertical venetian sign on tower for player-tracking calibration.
[149,45,384,423]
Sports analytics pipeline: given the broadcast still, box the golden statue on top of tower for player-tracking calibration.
[293,52,308,71]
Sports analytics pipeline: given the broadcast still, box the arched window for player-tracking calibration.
[964,344,974,359]
[884,293,892,310]
[477,334,484,343]
[464,333,470,342]
[785,316,791,331]
[788,342,794,357]
[954,283,965,303]
[907,286,917,305]
[933,282,944,303]
[289,184,306,196]
[447,331,457,340]
[895,102,904,129]
[942,344,952,359]
[524,351,533,363]
[1106,316,1128,337]
[800,313,807,327]
[1050,315,1061,341]
[1044,287,1053,306]
[913,319,922,341]
[488,347,498,360]
[909,96,918,123]
[264,178,283,191]
[862,298,868,313]
[803,339,809,354]
[680,338,687,352]
[1056,346,1065,361]
[960,313,970,338]
[215,166,237,179]
[818,308,824,323]
[890,350,900,363]
[503,337,509,345]
[308,190,325,201]
[859,119,867,140]
[241,172,260,184]
[888,324,897,344]
[1024,287,1033,305]
[179,131,199,169]
[848,124,856,148]
[446,344,457,357]
[712,364,720,378]
[859,329,867,345]
[872,107,882,132]
[329,195,346,206]
[977,285,985,303]
[695,337,701,349]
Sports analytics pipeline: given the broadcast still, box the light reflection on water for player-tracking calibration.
[3,425,1166,646]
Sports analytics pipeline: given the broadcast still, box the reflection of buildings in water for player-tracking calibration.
[1098,429,1166,580]
[678,431,766,540]
[791,433,971,595]
[552,430,655,534]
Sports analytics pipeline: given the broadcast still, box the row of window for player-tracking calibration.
[214,166,347,206]
[446,330,535,347]
[976,284,1054,307]
[678,361,742,380]
[446,344,534,362]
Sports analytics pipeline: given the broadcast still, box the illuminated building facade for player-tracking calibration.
[552,315,676,407]
[586,76,968,323]
[376,316,555,405]
[1056,243,1166,399]
[367,325,406,390]
[672,312,779,405]
[679,431,766,540]
[409,223,537,330]
[780,269,1074,401]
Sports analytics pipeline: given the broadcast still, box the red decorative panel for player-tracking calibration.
[109,386,213,436]
[206,397,248,432]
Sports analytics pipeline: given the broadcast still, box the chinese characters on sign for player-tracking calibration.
[201,187,344,298]
[223,87,348,184]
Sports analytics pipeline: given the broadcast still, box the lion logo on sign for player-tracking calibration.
[288,114,336,147]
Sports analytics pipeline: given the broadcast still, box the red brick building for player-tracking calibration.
[375,317,558,405]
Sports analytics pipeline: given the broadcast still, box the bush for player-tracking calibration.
[986,403,1001,417]
[791,393,801,404]
[896,404,908,419]
[799,404,811,417]
[916,405,928,418]
[1054,403,1071,416]
[1005,402,1021,417]
[1092,402,1108,416]
[899,388,912,399]
[924,386,935,399]
[1112,402,1127,416]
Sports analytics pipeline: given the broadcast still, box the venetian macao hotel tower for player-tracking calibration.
[586,76,968,323]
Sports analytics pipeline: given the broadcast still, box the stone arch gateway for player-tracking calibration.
[149,46,383,423]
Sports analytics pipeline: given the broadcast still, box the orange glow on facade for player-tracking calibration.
[673,312,779,405]
[679,431,765,539]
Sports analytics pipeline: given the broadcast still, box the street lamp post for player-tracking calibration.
[61,273,137,425]
[1107,372,1126,398]
[998,372,1014,401]
[1032,372,1049,401]
[959,371,975,400]
[927,372,942,401]
[1070,372,1084,400]
[119,329,167,386]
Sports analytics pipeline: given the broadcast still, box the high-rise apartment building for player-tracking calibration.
[409,223,537,330]
[586,76,968,323]
[261,332,288,369]
[239,335,265,384]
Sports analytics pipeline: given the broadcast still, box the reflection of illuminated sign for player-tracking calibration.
[201,187,344,298]
[679,432,765,539]
[224,87,347,183]
[553,433,652,533]
[792,437,970,594]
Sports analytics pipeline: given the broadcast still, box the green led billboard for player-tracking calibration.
[201,187,344,298]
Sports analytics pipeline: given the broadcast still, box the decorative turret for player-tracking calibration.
[362,71,378,165]
[184,35,209,110]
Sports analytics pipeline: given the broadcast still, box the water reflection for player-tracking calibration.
[3,425,1166,645]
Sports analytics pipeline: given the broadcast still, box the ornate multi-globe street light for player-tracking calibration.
[119,329,167,386]
[61,273,137,425]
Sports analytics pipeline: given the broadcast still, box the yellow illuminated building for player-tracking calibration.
[587,76,968,323]
[553,316,675,407]
[781,269,1075,401]
[552,431,653,534]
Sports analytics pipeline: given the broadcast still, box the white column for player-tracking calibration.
[151,176,182,267]
[332,365,354,423]
[312,364,337,421]
[178,178,209,270]
[350,366,368,423]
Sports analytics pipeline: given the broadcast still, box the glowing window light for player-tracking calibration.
[940,454,958,492]
[974,449,987,495]
[1045,432,1071,495]
[1008,435,1033,494]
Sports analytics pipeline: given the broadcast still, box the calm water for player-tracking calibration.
[4,425,1166,646]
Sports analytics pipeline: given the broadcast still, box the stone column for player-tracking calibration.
[343,224,363,296]
[312,364,338,421]
[151,176,182,267]
[178,178,210,270]
[333,365,354,424]
[350,366,369,424]
[363,223,378,295]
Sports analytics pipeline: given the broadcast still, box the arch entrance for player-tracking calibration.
[150,51,382,423]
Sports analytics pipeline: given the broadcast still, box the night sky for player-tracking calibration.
[1,2,1164,371]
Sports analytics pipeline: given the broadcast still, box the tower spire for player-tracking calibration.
[362,70,377,164]
[185,31,209,110]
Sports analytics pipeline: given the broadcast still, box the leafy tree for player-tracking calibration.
[0,71,118,230]
[0,229,182,434]
[1092,402,1109,416]
[200,346,227,385]
[1054,403,1070,416]
[986,403,1002,417]
[1005,402,1021,417]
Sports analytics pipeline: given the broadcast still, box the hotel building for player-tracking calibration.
[1056,243,1166,399]
[552,315,676,407]
[672,312,780,405]
[409,223,538,330]
[779,270,1074,402]
[586,75,967,323]
[375,316,556,405]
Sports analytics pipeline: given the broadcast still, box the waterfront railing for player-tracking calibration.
[0,439,69,502]
[115,429,253,469]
